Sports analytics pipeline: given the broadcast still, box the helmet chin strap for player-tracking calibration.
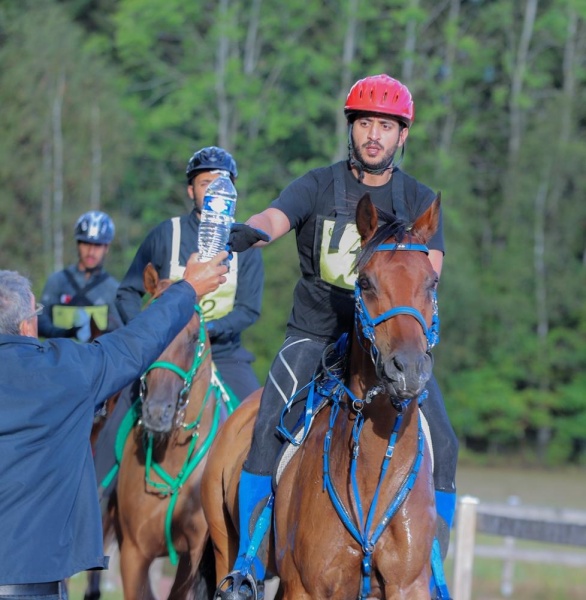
[80,263,102,275]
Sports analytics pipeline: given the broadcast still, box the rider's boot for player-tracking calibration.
[430,489,456,600]
[214,469,273,600]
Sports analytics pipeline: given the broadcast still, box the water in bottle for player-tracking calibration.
[197,170,237,262]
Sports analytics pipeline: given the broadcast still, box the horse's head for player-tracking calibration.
[354,193,441,401]
[139,263,211,435]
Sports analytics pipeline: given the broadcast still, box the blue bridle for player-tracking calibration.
[354,242,440,362]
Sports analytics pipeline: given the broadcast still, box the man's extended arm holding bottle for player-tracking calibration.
[228,208,291,252]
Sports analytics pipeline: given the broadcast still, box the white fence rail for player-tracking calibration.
[452,495,586,600]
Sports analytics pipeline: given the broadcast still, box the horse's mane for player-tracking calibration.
[355,207,409,271]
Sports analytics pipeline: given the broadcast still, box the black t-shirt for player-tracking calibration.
[271,161,443,342]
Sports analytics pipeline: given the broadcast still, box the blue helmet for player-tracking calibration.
[185,146,238,183]
[74,211,115,244]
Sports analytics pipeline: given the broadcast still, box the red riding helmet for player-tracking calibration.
[344,74,414,127]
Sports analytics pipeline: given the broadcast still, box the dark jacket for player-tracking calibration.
[0,281,196,583]
[39,264,122,338]
[115,210,263,359]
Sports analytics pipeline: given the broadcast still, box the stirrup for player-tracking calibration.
[213,571,264,600]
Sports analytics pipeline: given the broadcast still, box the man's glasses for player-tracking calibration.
[24,303,44,321]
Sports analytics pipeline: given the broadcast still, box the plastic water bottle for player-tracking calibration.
[197,170,237,262]
[73,308,91,342]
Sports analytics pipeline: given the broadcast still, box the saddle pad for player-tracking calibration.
[275,423,305,485]
[421,410,434,473]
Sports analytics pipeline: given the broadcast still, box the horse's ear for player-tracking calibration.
[356,194,378,243]
[411,193,441,243]
[143,263,160,295]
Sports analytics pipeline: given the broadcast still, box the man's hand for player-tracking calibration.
[183,252,228,297]
[228,223,271,253]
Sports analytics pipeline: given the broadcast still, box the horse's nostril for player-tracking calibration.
[393,356,406,373]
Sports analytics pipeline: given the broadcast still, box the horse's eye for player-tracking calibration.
[357,276,371,291]
[426,275,439,297]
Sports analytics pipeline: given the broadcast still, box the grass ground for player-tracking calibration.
[67,463,586,599]
[447,464,586,599]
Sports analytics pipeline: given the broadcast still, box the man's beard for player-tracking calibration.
[352,139,396,173]
[79,260,103,274]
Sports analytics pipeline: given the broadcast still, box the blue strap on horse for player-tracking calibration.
[354,277,440,355]
[315,282,448,599]
[238,494,275,577]
[430,537,452,599]
[322,388,426,600]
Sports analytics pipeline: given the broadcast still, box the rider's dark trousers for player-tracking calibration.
[244,335,458,493]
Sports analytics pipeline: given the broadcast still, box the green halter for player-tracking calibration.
[102,304,240,564]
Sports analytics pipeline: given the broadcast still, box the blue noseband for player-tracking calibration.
[354,241,440,355]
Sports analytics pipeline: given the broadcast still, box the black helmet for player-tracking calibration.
[185,146,238,183]
[74,211,115,244]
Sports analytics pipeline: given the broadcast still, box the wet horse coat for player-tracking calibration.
[202,194,441,599]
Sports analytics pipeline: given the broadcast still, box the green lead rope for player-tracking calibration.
[210,366,240,415]
[147,386,220,565]
[100,398,142,491]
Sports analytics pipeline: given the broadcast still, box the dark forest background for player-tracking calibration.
[1,0,585,465]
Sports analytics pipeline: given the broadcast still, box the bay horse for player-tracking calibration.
[201,194,443,599]
[113,264,238,600]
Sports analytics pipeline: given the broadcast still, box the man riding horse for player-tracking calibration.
[223,74,459,599]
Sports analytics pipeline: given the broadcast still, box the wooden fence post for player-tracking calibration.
[452,495,479,600]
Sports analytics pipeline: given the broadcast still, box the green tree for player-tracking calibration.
[2,0,585,463]
[0,0,135,286]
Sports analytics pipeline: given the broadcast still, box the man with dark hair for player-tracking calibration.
[219,74,458,600]
[116,146,263,398]
[93,146,263,510]
[38,210,121,341]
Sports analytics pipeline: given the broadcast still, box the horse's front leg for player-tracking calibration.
[168,550,208,600]
[119,540,156,600]
[167,504,213,600]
